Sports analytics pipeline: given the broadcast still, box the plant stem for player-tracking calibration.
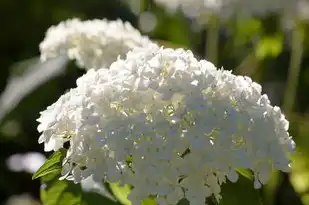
[283,23,304,115]
[263,171,280,205]
[205,16,220,65]
[234,52,258,76]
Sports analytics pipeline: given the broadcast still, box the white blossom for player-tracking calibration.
[153,0,306,23]
[7,152,46,174]
[37,43,295,205]
[39,18,153,70]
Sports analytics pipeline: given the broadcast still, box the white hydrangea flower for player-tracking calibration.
[39,18,153,70]
[37,43,295,205]
[153,0,305,23]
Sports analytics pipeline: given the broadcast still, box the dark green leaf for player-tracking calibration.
[219,174,262,205]
[41,175,81,205]
[32,148,67,180]
[40,173,121,205]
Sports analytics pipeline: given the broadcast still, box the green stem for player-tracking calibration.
[234,53,257,76]
[234,52,265,83]
[205,16,220,65]
[283,24,304,115]
[262,171,280,205]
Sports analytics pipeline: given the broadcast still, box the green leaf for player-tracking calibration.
[255,34,283,59]
[81,192,119,205]
[41,176,81,205]
[32,148,67,180]
[109,182,158,205]
[219,174,262,205]
[236,168,253,180]
[40,173,120,205]
[109,182,132,205]
[141,197,157,205]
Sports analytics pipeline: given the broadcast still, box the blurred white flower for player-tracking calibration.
[23,152,46,173]
[40,18,153,70]
[123,0,143,14]
[295,0,309,20]
[7,154,24,172]
[138,12,158,33]
[5,194,40,205]
[281,0,309,29]
[37,43,295,205]
[154,0,306,23]
[7,152,46,174]
[0,56,67,122]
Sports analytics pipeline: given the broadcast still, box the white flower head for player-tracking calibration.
[154,0,307,23]
[39,18,153,70]
[37,43,295,205]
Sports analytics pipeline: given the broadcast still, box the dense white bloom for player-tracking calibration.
[37,43,295,205]
[154,0,306,23]
[39,18,153,70]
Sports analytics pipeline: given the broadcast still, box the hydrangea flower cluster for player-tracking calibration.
[39,18,152,70]
[37,43,295,205]
[154,0,306,22]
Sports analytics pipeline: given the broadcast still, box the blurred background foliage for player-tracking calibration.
[1,0,309,205]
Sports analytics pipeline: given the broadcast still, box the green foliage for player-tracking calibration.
[291,151,309,205]
[231,18,262,46]
[33,148,160,205]
[40,172,121,205]
[34,149,122,205]
[109,182,158,205]
[109,183,132,205]
[155,39,188,49]
[262,171,280,205]
[236,168,253,180]
[142,198,158,205]
[255,34,283,59]
[33,148,67,180]
[290,115,309,205]
[219,174,262,205]
[150,8,193,49]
